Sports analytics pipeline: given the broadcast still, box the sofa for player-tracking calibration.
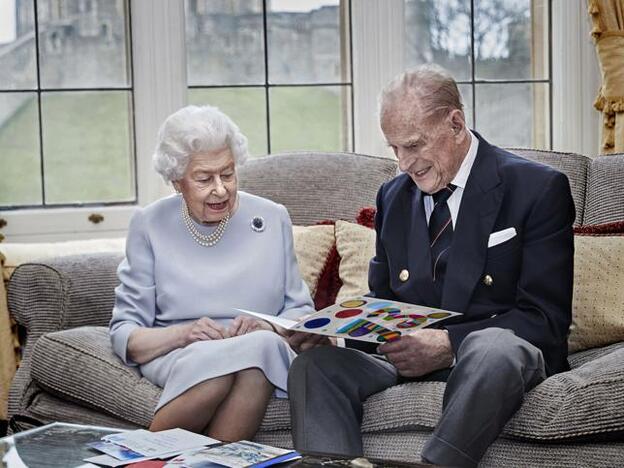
[6,150,624,467]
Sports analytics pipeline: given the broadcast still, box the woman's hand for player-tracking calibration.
[229,315,275,337]
[183,317,231,345]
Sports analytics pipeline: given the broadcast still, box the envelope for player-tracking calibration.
[488,227,517,248]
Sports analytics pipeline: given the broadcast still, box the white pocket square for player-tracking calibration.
[488,227,517,248]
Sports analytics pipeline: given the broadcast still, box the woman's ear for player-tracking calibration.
[172,181,181,193]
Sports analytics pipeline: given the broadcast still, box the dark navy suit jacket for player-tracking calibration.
[367,133,575,376]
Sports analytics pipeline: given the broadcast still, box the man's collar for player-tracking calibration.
[450,130,479,190]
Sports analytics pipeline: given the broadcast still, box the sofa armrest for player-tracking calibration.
[8,252,123,339]
[7,252,123,419]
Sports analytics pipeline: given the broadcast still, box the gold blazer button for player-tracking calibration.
[483,274,494,286]
[399,269,409,282]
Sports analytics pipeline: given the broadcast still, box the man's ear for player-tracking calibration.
[448,109,466,136]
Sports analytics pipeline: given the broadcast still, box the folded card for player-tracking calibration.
[237,296,462,343]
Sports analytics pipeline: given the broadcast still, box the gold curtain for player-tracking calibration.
[589,0,624,153]
[0,253,17,420]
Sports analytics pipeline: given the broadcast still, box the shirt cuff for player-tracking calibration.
[443,329,456,367]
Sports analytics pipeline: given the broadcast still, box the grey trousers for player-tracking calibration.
[287,327,546,468]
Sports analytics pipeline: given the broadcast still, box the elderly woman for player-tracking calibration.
[109,105,316,441]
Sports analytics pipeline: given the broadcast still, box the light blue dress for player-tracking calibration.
[109,191,314,411]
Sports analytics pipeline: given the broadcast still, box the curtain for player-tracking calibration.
[589,0,624,154]
[0,254,17,420]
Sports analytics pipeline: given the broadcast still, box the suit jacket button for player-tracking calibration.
[483,274,493,286]
[399,269,409,282]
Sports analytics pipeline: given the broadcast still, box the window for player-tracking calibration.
[0,1,595,242]
[404,0,551,149]
[184,0,353,156]
[0,0,135,209]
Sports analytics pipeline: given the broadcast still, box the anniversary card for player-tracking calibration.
[237,296,462,343]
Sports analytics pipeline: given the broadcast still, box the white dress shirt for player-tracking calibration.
[424,130,479,227]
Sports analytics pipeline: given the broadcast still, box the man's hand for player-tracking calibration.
[229,315,274,337]
[286,331,333,353]
[183,317,231,345]
[377,329,454,378]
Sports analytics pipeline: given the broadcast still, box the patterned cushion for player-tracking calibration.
[569,234,624,352]
[334,220,376,301]
[291,225,335,298]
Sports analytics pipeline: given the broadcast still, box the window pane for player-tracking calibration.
[270,86,350,153]
[38,0,130,89]
[41,91,134,204]
[0,93,41,205]
[474,0,548,80]
[188,87,268,156]
[185,0,265,86]
[475,82,549,148]
[404,0,471,81]
[458,83,473,128]
[268,1,349,84]
[0,0,37,90]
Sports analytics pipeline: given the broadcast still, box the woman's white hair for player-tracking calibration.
[153,105,249,183]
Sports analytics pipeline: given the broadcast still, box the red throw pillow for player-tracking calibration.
[356,206,376,229]
[313,220,342,310]
[573,220,624,236]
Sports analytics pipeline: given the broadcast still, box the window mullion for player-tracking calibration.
[131,0,186,206]
[352,0,405,157]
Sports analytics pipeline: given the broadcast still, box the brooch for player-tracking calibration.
[251,216,265,232]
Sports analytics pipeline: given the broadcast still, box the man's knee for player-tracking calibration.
[459,328,545,377]
[289,346,339,388]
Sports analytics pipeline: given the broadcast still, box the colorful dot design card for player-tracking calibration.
[236,297,462,343]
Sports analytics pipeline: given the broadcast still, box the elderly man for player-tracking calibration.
[287,65,575,467]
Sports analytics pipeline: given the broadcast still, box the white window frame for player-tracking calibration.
[352,0,601,158]
[0,0,600,242]
[1,0,182,242]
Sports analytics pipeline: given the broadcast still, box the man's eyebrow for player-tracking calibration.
[404,138,424,146]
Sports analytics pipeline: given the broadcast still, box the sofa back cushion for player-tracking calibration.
[238,152,398,225]
[583,153,624,224]
[569,224,624,352]
[507,148,590,226]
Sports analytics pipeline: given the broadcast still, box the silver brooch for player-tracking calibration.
[251,216,265,232]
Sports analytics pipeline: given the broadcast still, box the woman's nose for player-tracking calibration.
[213,178,227,195]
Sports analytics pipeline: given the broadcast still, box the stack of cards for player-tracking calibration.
[84,429,219,467]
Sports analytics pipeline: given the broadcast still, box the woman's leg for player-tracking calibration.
[150,374,235,432]
[205,368,274,441]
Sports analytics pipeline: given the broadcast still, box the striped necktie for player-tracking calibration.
[429,184,457,302]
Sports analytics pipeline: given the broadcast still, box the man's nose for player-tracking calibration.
[397,150,414,173]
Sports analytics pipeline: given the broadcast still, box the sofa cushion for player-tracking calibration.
[29,326,293,432]
[291,225,335,298]
[569,234,624,352]
[31,327,160,427]
[334,220,376,301]
[30,325,624,442]
[507,148,589,226]
[238,152,398,226]
[583,153,624,225]
[361,342,624,441]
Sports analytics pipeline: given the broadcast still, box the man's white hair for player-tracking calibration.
[379,64,464,123]
[153,105,249,183]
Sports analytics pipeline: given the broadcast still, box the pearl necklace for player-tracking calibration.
[181,201,230,247]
